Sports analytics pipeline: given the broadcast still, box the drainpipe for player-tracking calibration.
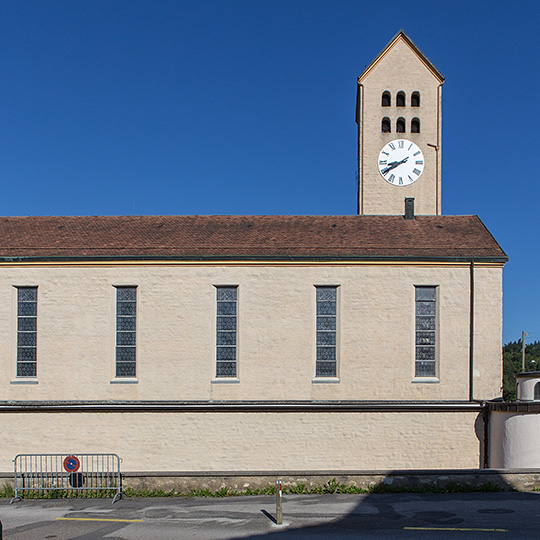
[482,402,489,468]
[436,83,442,215]
[469,260,475,401]
[469,260,489,468]
[356,81,364,215]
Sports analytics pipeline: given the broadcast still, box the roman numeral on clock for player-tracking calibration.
[388,174,395,183]
[388,142,395,150]
[398,140,404,148]
[413,168,421,176]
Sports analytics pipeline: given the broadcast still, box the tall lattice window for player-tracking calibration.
[415,286,437,377]
[216,286,237,377]
[316,286,337,377]
[115,286,137,377]
[17,286,37,377]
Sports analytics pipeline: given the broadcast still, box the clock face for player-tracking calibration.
[378,139,424,186]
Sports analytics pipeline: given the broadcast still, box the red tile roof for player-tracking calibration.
[0,215,507,262]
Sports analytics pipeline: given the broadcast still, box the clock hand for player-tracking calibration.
[381,156,409,175]
[381,161,401,175]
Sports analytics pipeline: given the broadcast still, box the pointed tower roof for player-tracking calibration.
[358,30,444,84]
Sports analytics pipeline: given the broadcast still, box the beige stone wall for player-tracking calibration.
[472,266,504,399]
[0,410,483,472]
[0,261,502,402]
[358,38,442,216]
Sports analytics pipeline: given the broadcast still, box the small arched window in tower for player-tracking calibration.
[411,92,420,107]
[396,117,406,133]
[411,117,420,133]
[382,91,391,107]
[381,117,391,133]
[396,91,405,107]
[534,382,540,401]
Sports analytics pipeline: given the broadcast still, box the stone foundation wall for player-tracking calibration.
[2,469,539,492]
[119,470,540,492]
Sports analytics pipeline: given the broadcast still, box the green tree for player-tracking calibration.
[502,340,540,401]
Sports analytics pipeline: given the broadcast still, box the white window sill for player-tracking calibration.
[110,378,139,384]
[10,378,38,385]
[312,377,340,384]
[211,378,240,384]
[412,377,440,384]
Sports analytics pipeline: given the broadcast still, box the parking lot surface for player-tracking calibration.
[1,491,540,539]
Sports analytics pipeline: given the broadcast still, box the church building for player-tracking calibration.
[0,32,506,476]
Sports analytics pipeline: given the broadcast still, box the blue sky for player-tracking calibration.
[0,0,537,344]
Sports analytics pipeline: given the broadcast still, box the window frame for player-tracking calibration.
[15,286,38,378]
[414,285,438,379]
[314,285,339,379]
[215,285,238,379]
[114,285,137,379]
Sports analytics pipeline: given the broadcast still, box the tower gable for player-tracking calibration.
[358,30,444,85]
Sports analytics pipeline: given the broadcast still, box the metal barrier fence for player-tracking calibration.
[11,453,122,503]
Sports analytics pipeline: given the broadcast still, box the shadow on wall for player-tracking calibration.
[475,410,488,468]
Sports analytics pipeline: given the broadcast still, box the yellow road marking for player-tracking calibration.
[56,517,142,523]
[404,527,507,532]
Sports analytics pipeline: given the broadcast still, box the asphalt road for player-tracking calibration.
[1,491,540,539]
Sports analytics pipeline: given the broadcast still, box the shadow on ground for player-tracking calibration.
[228,472,538,539]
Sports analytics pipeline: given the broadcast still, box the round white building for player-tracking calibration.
[489,372,540,468]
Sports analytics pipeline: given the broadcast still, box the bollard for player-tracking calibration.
[276,480,283,525]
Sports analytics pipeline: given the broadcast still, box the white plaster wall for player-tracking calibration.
[516,376,540,401]
[489,412,540,468]
[0,411,482,472]
[0,262,502,402]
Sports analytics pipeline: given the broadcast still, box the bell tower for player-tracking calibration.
[356,31,444,215]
